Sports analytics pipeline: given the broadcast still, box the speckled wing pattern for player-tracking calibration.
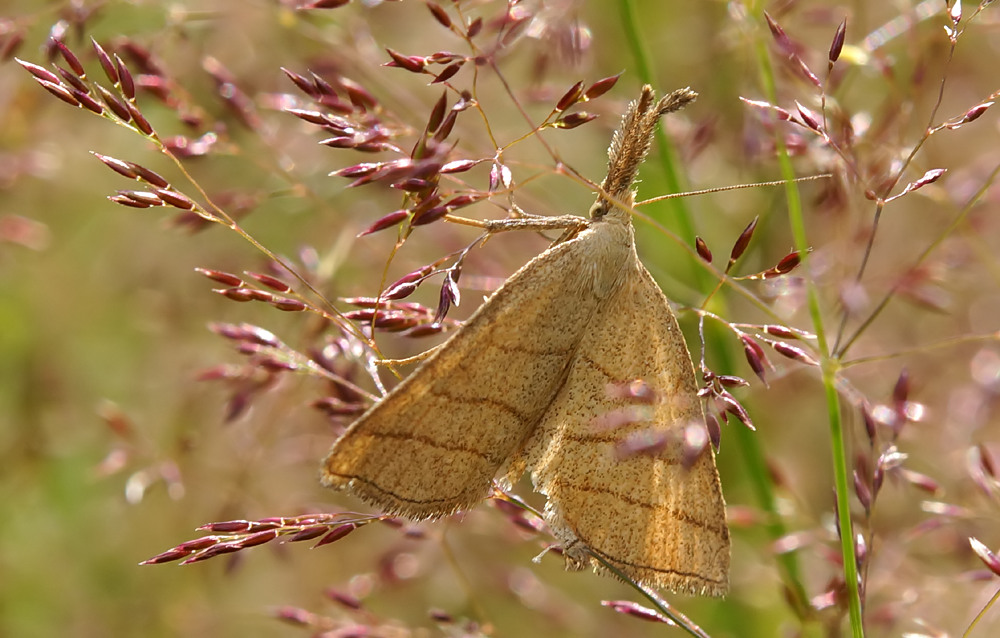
[321,226,605,519]
[523,262,730,596]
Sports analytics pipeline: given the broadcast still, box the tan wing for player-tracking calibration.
[321,226,615,519]
[526,262,730,595]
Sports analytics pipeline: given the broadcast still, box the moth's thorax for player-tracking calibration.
[577,208,637,300]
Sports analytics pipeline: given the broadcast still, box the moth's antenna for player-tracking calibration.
[601,85,697,204]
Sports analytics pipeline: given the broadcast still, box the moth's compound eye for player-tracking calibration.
[589,201,607,219]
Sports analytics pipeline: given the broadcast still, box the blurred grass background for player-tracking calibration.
[2,1,1000,636]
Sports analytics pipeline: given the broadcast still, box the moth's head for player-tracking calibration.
[588,191,635,223]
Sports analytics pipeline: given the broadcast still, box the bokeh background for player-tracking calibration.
[2,1,1000,636]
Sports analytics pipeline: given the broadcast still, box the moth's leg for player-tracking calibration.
[446,202,586,234]
[375,342,447,366]
[483,214,587,234]
[559,538,588,571]
[507,203,554,220]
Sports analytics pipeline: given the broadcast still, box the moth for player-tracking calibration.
[321,85,730,596]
